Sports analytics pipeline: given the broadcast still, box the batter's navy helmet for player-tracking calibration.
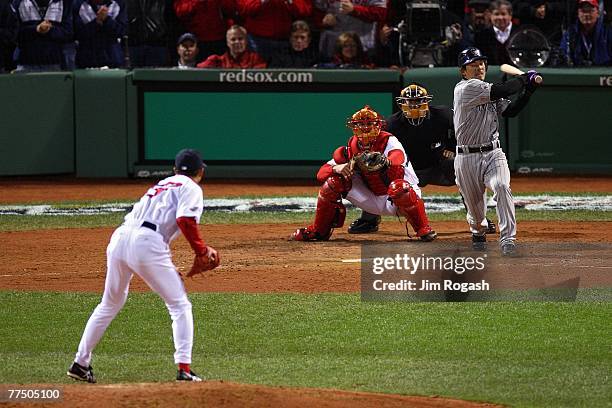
[458,47,488,68]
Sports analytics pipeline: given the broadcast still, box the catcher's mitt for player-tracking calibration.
[352,151,390,173]
[186,246,220,277]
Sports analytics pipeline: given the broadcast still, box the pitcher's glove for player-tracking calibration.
[186,246,220,277]
[354,151,390,173]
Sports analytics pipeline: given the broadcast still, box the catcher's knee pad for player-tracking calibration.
[306,175,351,239]
[388,179,436,241]
[320,174,352,201]
[387,179,418,209]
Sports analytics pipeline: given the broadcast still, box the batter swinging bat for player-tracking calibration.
[500,64,543,84]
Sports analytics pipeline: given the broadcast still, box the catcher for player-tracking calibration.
[348,83,496,235]
[67,149,219,384]
[290,105,437,242]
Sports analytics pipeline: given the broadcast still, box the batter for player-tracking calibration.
[67,149,219,383]
[453,47,540,255]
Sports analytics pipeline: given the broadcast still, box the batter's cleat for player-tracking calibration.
[486,219,497,234]
[348,215,381,234]
[501,242,517,256]
[472,233,486,250]
[67,362,96,383]
[177,369,203,382]
[417,226,437,242]
[289,227,332,242]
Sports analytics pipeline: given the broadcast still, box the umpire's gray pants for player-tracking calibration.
[454,148,516,246]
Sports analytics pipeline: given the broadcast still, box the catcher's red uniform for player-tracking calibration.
[291,131,435,241]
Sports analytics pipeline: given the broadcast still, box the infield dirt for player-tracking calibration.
[1,176,610,407]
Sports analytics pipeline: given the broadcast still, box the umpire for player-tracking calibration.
[348,83,496,234]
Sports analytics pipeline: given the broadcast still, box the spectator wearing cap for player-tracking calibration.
[268,20,319,68]
[474,0,520,65]
[73,0,127,68]
[197,24,267,68]
[12,0,73,72]
[236,0,312,62]
[559,0,612,66]
[173,0,235,61]
[0,0,18,72]
[176,32,199,68]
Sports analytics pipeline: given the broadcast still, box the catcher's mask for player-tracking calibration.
[346,105,384,149]
[395,84,432,126]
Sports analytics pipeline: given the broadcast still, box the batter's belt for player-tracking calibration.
[456,140,500,154]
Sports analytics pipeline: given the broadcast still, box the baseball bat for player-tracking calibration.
[500,64,543,84]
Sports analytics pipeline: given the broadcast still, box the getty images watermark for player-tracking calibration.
[360,242,612,302]
[371,253,489,293]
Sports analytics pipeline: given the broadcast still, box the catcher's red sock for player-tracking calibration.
[178,363,190,372]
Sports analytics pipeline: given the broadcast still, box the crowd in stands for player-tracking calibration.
[0,0,610,73]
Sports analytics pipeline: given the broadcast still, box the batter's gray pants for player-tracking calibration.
[454,148,516,246]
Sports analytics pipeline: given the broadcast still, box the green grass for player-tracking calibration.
[1,209,611,232]
[0,291,610,407]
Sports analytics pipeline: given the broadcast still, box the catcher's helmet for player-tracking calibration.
[458,47,488,68]
[347,105,384,149]
[395,83,432,126]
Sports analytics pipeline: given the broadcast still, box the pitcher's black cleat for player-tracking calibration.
[67,362,96,383]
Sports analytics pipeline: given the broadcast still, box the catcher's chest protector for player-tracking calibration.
[347,135,395,196]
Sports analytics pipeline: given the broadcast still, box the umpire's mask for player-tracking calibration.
[395,84,432,126]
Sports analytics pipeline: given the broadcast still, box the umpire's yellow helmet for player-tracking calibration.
[395,83,432,126]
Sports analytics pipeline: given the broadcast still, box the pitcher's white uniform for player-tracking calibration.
[453,78,515,246]
[74,174,203,367]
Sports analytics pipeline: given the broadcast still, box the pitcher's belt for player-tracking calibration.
[141,221,157,231]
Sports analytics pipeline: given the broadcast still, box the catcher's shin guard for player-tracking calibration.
[387,180,437,241]
[290,175,350,241]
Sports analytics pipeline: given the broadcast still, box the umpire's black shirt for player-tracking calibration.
[386,105,457,171]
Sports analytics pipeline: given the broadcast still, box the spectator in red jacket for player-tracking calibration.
[236,0,312,61]
[197,24,267,68]
[174,0,236,60]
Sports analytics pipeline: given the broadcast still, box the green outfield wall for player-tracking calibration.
[0,68,610,178]
[0,73,74,176]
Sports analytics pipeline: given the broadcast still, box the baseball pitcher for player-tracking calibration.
[67,149,219,383]
[290,105,436,242]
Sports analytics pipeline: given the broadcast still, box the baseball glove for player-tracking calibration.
[186,246,220,277]
[353,151,390,172]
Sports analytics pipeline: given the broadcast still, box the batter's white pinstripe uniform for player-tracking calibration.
[453,78,516,246]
